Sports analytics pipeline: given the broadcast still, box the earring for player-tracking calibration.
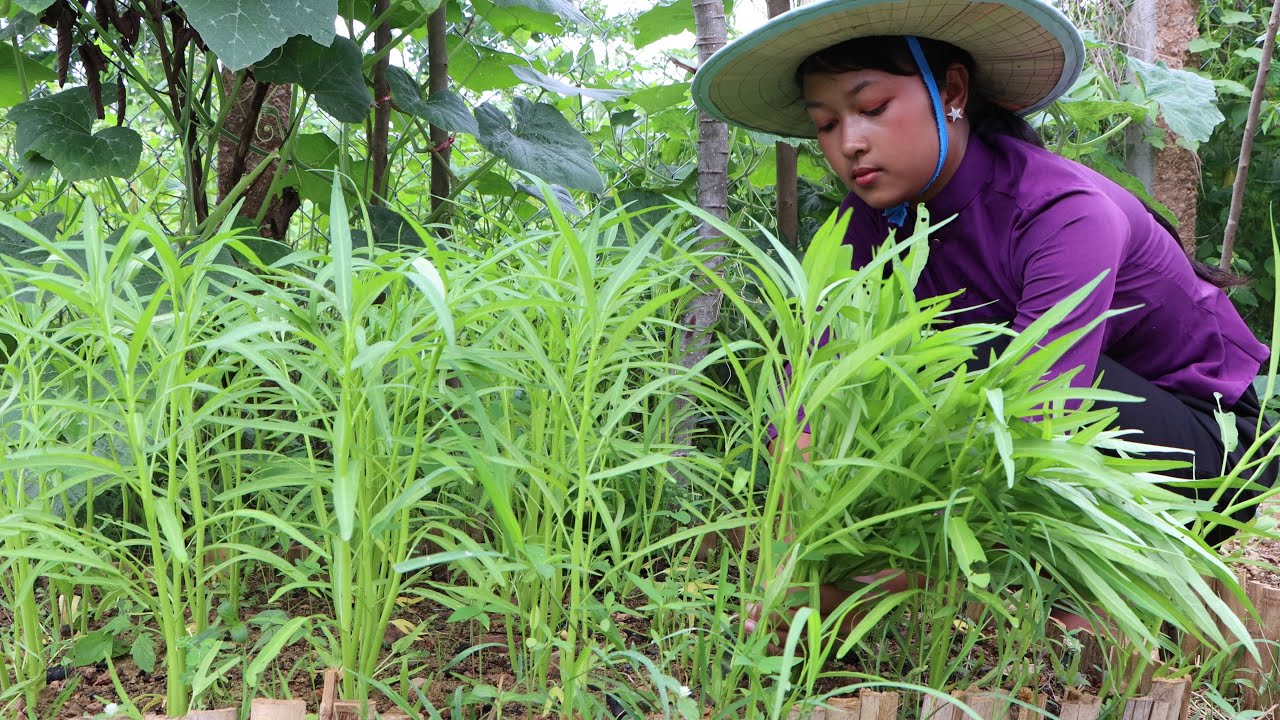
[947,106,964,122]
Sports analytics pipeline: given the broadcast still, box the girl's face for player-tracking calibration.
[803,67,967,209]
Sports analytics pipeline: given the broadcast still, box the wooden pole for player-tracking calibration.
[1220,0,1280,269]
[766,0,799,249]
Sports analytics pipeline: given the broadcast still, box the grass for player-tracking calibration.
[0,184,1278,718]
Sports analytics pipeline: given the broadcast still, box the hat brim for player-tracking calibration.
[691,0,1084,138]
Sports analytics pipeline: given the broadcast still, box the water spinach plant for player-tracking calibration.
[0,186,1275,717]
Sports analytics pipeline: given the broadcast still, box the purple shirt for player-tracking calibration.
[841,133,1269,406]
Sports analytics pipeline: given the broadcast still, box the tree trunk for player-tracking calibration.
[428,4,452,220]
[675,0,730,456]
[1124,0,1201,250]
[766,0,799,248]
[216,70,298,240]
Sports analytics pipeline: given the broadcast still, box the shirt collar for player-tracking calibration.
[922,131,993,220]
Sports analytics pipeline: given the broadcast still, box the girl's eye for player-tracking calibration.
[863,101,889,117]
[814,119,837,134]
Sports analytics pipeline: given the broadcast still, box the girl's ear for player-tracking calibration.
[942,63,970,112]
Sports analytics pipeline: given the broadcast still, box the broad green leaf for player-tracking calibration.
[1187,37,1220,54]
[70,629,117,667]
[1218,9,1255,25]
[13,0,55,13]
[1056,99,1147,132]
[448,40,524,91]
[175,0,338,70]
[634,0,733,48]
[945,515,990,590]
[475,97,604,193]
[386,67,479,134]
[1234,47,1264,64]
[340,0,439,28]
[1214,78,1252,98]
[493,0,587,25]
[365,205,423,248]
[510,65,627,102]
[0,48,54,107]
[254,36,372,123]
[8,87,142,180]
[1127,56,1224,146]
[131,633,157,675]
[0,11,39,41]
[627,83,689,114]
[472,0,573,34]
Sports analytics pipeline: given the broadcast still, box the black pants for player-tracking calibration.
[977,340,1276,546]
[1092,355,1275,545]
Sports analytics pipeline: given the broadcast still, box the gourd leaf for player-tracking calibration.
[7,87,142,180]
[510,66,627,102]
[1127,56,1224,148]
[175,0,338,71]
[253,36,372,123]
[475,97,603,193]
[0,49,55,107]
[492,0,587,26]
[386,67,479,135]
[634,0,733,48]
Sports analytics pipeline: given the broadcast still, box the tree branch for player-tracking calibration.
[1221,0,1280,270]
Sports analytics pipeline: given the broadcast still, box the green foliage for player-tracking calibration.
[254,36,373,123]
[176,0,338,70]
[7,88,142,180]
[386,68,480,134]
[475,97,606,192]
[1128,57,1225,149]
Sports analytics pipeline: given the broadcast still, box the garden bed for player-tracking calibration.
[19,533,1280,720]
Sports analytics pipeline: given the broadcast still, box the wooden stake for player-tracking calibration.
[1121,697,1154,720]
[319,668,342,720]
[1014,688,1048,720]
[964,691,1000,719]
[1243,579,1280,710]
[919,692,962,720]
[1148,677,1191,720]
[333,700,365,720]
[1060,688,1102,720]
[249,699,306,720]
[825,696,861,719]
[857,690,899,719]
[188,711,237,720]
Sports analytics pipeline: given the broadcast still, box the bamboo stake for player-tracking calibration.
[1060,688,1103,720]
[319,668,341,720]
[825,696,861,719]
[187,711,237,720]
[249,699,306,720]
[857,690,899,719]
[1148,677,1192,720]
[1220,0,1280,269]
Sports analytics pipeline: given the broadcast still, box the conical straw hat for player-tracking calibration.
[691,0,1084,137]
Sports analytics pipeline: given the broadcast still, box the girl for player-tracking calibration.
[691,0,1275,633]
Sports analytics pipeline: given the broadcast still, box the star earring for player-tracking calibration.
[947,106,964,122]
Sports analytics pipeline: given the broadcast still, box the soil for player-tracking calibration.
[1221,534,1280,589]
[15,528,1280,720]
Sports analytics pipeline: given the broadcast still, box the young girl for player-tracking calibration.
[691,0,1275,632]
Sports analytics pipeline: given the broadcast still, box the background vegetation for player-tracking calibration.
[1,0,1279,718]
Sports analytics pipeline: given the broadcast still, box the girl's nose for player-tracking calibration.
[841,121,868,157]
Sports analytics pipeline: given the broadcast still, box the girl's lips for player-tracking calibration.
[853,169,880,187]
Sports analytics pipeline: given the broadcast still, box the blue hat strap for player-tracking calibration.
[883,35,949,227]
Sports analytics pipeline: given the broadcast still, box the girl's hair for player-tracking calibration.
[796,35,1247,289]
